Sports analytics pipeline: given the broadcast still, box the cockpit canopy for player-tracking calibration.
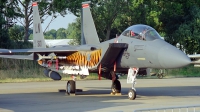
[121,24,162,41]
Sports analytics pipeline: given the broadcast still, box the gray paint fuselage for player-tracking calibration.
[97,35,191,70]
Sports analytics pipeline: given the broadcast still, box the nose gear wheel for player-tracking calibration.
[128,89,136,100]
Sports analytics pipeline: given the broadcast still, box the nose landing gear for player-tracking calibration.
[128,89,136,100]
[127,67,138,100]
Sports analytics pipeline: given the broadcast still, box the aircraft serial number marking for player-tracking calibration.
[134,45,144,50]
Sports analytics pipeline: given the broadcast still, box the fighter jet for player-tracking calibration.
[0,1,191,100]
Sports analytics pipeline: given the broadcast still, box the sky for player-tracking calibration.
[19,13,77,31]
[41,13,77,31]
[16,2,78,31]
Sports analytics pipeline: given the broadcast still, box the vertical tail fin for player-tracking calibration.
[81,1,100,45]
[32,2,46,48]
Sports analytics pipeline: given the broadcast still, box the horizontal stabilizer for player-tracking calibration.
[99,43,128,69]
[188,54,200,67]
[188,54,200,58]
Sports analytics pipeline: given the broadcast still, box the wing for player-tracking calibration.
[0,45,99,60]
[0,45,98,53]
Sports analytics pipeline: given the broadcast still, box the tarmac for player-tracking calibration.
[0,78,200,112]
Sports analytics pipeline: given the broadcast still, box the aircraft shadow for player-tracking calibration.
[0,86,199,112]
[0,91,141,112]
[59,85,200,97]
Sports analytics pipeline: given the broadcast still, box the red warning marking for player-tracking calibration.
[131,31,135,36]
[32,2,37,6]
[114,61,116,71]
[56,59,59,70]
[98,64,101,80]
[133,67,138,71]
[48,61,52,67]
[82,4,89,8]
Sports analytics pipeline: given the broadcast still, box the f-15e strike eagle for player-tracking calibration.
[0,1,194,100]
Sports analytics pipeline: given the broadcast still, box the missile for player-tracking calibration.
[37,53,66,61]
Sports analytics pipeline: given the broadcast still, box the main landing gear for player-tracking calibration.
[65,68,137,100]
[66,76,76,95]
[110,71,121,95]
[66,80,76,95]
[111,79,121,94]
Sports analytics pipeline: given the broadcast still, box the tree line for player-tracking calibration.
[1,0,200,54]
[11,25,74,40]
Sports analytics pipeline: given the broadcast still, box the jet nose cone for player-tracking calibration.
[158,45,191,68]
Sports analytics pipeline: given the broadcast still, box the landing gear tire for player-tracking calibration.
[111,80,121,93]
[128,89,136,100]
[66,80,76,95]
[157,73,163,79]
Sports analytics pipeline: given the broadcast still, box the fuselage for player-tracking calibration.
[40,24,191,75]
[99,36,190,70]
[96,24,191,71]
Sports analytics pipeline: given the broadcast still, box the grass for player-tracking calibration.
[165,65,200,77]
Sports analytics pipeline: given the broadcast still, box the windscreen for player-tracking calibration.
[121,24,162,41]
[145,30,162,41]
